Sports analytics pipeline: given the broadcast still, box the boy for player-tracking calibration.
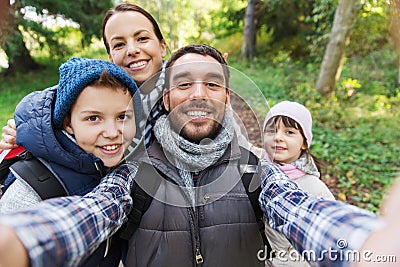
[0,57,143,212]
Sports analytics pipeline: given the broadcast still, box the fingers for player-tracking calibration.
[0,119,17,149]
[223,52,229,62]
[7,119,16,130]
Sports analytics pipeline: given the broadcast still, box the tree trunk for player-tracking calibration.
[0,1,40,76]
[315,0,362,96]
[242,0,257,60]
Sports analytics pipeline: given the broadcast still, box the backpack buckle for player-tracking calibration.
[240,164,258,174]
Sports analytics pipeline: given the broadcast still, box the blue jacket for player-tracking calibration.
[10,85,107,195]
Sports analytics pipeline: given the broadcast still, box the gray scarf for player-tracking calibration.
[292,152,320,178]
[153,109,235,205]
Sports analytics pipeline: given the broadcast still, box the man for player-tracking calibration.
[122,44,265,266]
[0,45,390,267]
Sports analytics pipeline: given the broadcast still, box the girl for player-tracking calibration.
[262,100,335,267]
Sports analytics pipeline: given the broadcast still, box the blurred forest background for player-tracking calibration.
[0,0,399,212]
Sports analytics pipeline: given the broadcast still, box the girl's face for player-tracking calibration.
[64,85,136,168]
[263,118,307,164]
[104,11,167,87]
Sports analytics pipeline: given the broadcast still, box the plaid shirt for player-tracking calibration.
[259,159,384,266]
[0,160,385,267]
[0,162,138,267]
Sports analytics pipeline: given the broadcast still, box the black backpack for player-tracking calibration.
[119,147,273,258]
[0,149,67,198]
[0,147,274,266]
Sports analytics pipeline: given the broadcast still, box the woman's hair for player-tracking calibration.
[102,3,165,55]
[265,115,325,176]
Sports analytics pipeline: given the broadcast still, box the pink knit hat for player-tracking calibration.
[263,101,313,147]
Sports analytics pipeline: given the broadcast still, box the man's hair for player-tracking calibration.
[102,3,165,55]
[165,44,230,89]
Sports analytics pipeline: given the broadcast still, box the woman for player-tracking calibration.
[0,3,168,149]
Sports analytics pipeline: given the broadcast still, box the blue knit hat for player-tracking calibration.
[53,57,142,137]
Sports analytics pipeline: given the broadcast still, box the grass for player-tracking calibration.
[0,45,399,213]
[0,64,60,126]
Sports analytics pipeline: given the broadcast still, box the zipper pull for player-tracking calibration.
[195,249,204,264]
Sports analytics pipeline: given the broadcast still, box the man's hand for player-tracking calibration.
[356,178,400,266]
[0,119,17,150]
[0,225,29,267]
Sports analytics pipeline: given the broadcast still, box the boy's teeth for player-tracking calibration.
[187,111,207,117]
[129,61,146,68]
[103,145,119,151]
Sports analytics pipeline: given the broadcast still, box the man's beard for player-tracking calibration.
[167,103,224,144]
[178,120,222,144]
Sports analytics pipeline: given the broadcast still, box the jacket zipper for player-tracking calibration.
[192,172,204,266]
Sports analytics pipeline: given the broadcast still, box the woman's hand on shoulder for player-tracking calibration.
[0,119,17,150]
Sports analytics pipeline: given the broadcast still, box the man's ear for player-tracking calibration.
[63,115,74,135]
[163,89,170,112]
[225,89,231,108]
[160,41,167,58]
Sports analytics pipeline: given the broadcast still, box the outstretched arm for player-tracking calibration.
[259,160,384,266]
[0,162,138,267]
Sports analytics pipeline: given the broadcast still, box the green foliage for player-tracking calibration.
[23,0,114,45]
[348,1,390,56]
[1,0,113,73]
[0,57,61,126]
[229,43,400,212]
[209,0,246,39]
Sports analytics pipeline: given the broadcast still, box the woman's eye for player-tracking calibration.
[138,36,149,42]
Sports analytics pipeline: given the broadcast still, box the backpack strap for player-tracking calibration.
[120,162,162,240]
[10,150,68,199]
[0,147,27,185]
[120,149,274,259]
[239,147,274,259]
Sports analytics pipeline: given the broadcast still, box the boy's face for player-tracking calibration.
[64,85,136,167]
